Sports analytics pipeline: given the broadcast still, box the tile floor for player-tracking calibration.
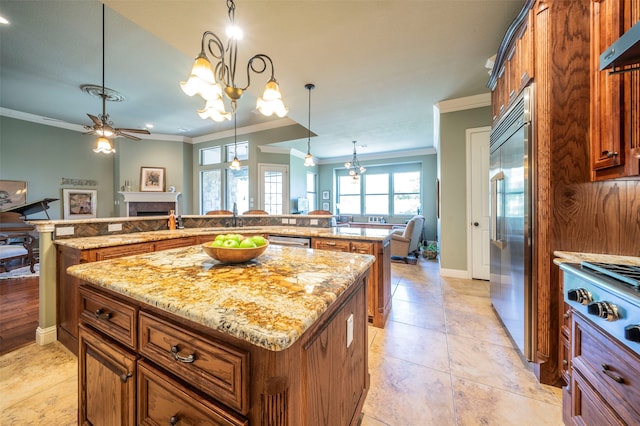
[0,258,563,425]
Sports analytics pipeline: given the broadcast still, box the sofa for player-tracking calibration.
[390,215,425,260]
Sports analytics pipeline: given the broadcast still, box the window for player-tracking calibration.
[393,171,421,215]
[200,146,221,165]
[201,169,222,213]
[336,163,422,217]
[226,141,249,162]
[337,175,361,214]
[306,172,317,212]
[365,173,389,215]
[227,166,249,213]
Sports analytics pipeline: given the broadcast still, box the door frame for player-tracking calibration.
[466,126,491,279]
[257,163,290,214]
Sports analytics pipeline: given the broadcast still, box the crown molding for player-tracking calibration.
[435,93,491,113]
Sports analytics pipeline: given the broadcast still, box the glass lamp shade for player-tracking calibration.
[256,79,288,117]
[198,97,232,121]
[93,136,115,154]
[304,152,315,167]
[180,54,215,97]
[230,155,241,170]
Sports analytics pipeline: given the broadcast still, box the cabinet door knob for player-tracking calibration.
[94,309,112,320]
[169,415,180,425]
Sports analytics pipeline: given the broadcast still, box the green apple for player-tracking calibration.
[212,239,224,247]
[222,239,240,248]
[250,235,267,247]
[239,238,257,248]
[214,234,226,242]
[226,234,241,243]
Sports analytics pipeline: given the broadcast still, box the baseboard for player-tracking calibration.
[439,268,469,279]
[35,325,57,345]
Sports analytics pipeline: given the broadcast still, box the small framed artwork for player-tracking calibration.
[322,190,330,200]
[0,180,27,210]
[140,167,166,192]
[322,202,330,211]
[63,189,97,219]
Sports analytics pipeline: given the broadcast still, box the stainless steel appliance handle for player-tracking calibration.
[490,171,505,248]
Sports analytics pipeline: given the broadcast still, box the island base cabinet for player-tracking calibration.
[138,361,248,426]
[79,324,137,425]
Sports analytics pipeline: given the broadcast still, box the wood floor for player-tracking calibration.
[0,276,38,355]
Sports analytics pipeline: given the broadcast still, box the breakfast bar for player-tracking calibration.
[67,244,374,425]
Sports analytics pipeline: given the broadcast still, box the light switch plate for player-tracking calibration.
[310,219,318,226]
[346,314,354,348]
[56,226,75,236]
[108,223,123,232]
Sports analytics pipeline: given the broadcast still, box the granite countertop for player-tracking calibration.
[553,251,640,266]
[54,226,391,250]
[67,244,375,351]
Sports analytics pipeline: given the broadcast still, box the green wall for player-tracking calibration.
[438,106,491,271]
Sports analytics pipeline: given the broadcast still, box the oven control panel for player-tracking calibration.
[561,262,640,355]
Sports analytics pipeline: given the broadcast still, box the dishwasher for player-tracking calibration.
[268,235,311,248]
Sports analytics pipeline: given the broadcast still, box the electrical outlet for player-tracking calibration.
[56,226,75,236]
[282,218,289,224]
[108,223,123,232]
[346,314,354,348]
[310,219,318,226]
[289,218,296,225]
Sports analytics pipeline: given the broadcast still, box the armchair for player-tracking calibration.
[390,215,425,261]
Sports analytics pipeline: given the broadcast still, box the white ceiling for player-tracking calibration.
[0,1,521,161]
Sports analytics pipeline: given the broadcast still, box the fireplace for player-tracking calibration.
[119,192,181,217]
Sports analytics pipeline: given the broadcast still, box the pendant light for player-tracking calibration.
[344,141,366,180]
[230,104,241,170]
[304,83,316,167]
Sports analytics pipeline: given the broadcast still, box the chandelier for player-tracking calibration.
[304,83,315,167]
[345,141,366,179]
[180,0,287,122]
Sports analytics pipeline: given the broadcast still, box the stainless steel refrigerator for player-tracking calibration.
[489,85,534,361]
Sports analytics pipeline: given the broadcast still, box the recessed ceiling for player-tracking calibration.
[0,1,522,160]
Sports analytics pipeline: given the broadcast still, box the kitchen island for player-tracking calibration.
[67,244,373,425]
[55,225,391,354]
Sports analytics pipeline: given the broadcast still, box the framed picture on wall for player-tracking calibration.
[322,202,330,211]
[63,189,97,219]
[0,180,27,211]
[322,190,330,200]
[140,167,166,192]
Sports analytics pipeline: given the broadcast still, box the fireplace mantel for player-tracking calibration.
[118,192,181,217]
[119,192,181,203]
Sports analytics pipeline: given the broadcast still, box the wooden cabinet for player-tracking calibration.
[312,237,391,327]
[567,312,640,424]
[489,7,534,124]
[78,267,369,425]
[590,0,640,180]
[78,324,137,425]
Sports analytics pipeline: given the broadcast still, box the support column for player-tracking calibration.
[33,223,57,345]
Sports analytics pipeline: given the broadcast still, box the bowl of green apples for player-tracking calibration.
[201,234,269,263]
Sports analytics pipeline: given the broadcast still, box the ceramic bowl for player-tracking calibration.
[201,241,269,264]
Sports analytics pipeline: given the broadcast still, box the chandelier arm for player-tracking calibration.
[240,54,275,91]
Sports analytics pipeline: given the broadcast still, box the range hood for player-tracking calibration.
[600,20,640,71]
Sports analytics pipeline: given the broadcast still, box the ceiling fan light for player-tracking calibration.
[93,136,115,154]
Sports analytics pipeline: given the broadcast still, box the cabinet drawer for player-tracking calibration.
[351,241,375,255]
[80,286,138,350]
[573,314,640,424]
[154,237,197,251]
[139,311,249,414]
[312,238,350,252]
[138,361,248,426]
[93,242,154,261]
[571,369,625,426]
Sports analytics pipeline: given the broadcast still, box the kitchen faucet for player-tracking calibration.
[232,202,238,227]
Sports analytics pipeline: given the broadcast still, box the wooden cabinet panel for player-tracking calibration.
[139,311,250,414]
[312,238,351,252]
[93,242,154,261]
[80,286,138,350]
[154,236,197,251]
[590,0,640,179]
[79,324,137,426]
[571,369,626,426]
[138,361,248,426]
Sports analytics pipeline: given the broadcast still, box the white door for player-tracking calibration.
[258,164,289,214]
[468,127,491,280]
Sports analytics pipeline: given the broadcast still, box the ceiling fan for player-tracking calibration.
[84,4,149,144]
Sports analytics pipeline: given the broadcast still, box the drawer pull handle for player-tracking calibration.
[171,345,195,363]
[169,415,179,425]
[95,309,112,320]
[119,371,132,383]
[601,364,624,383]
[325,241,336,246]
